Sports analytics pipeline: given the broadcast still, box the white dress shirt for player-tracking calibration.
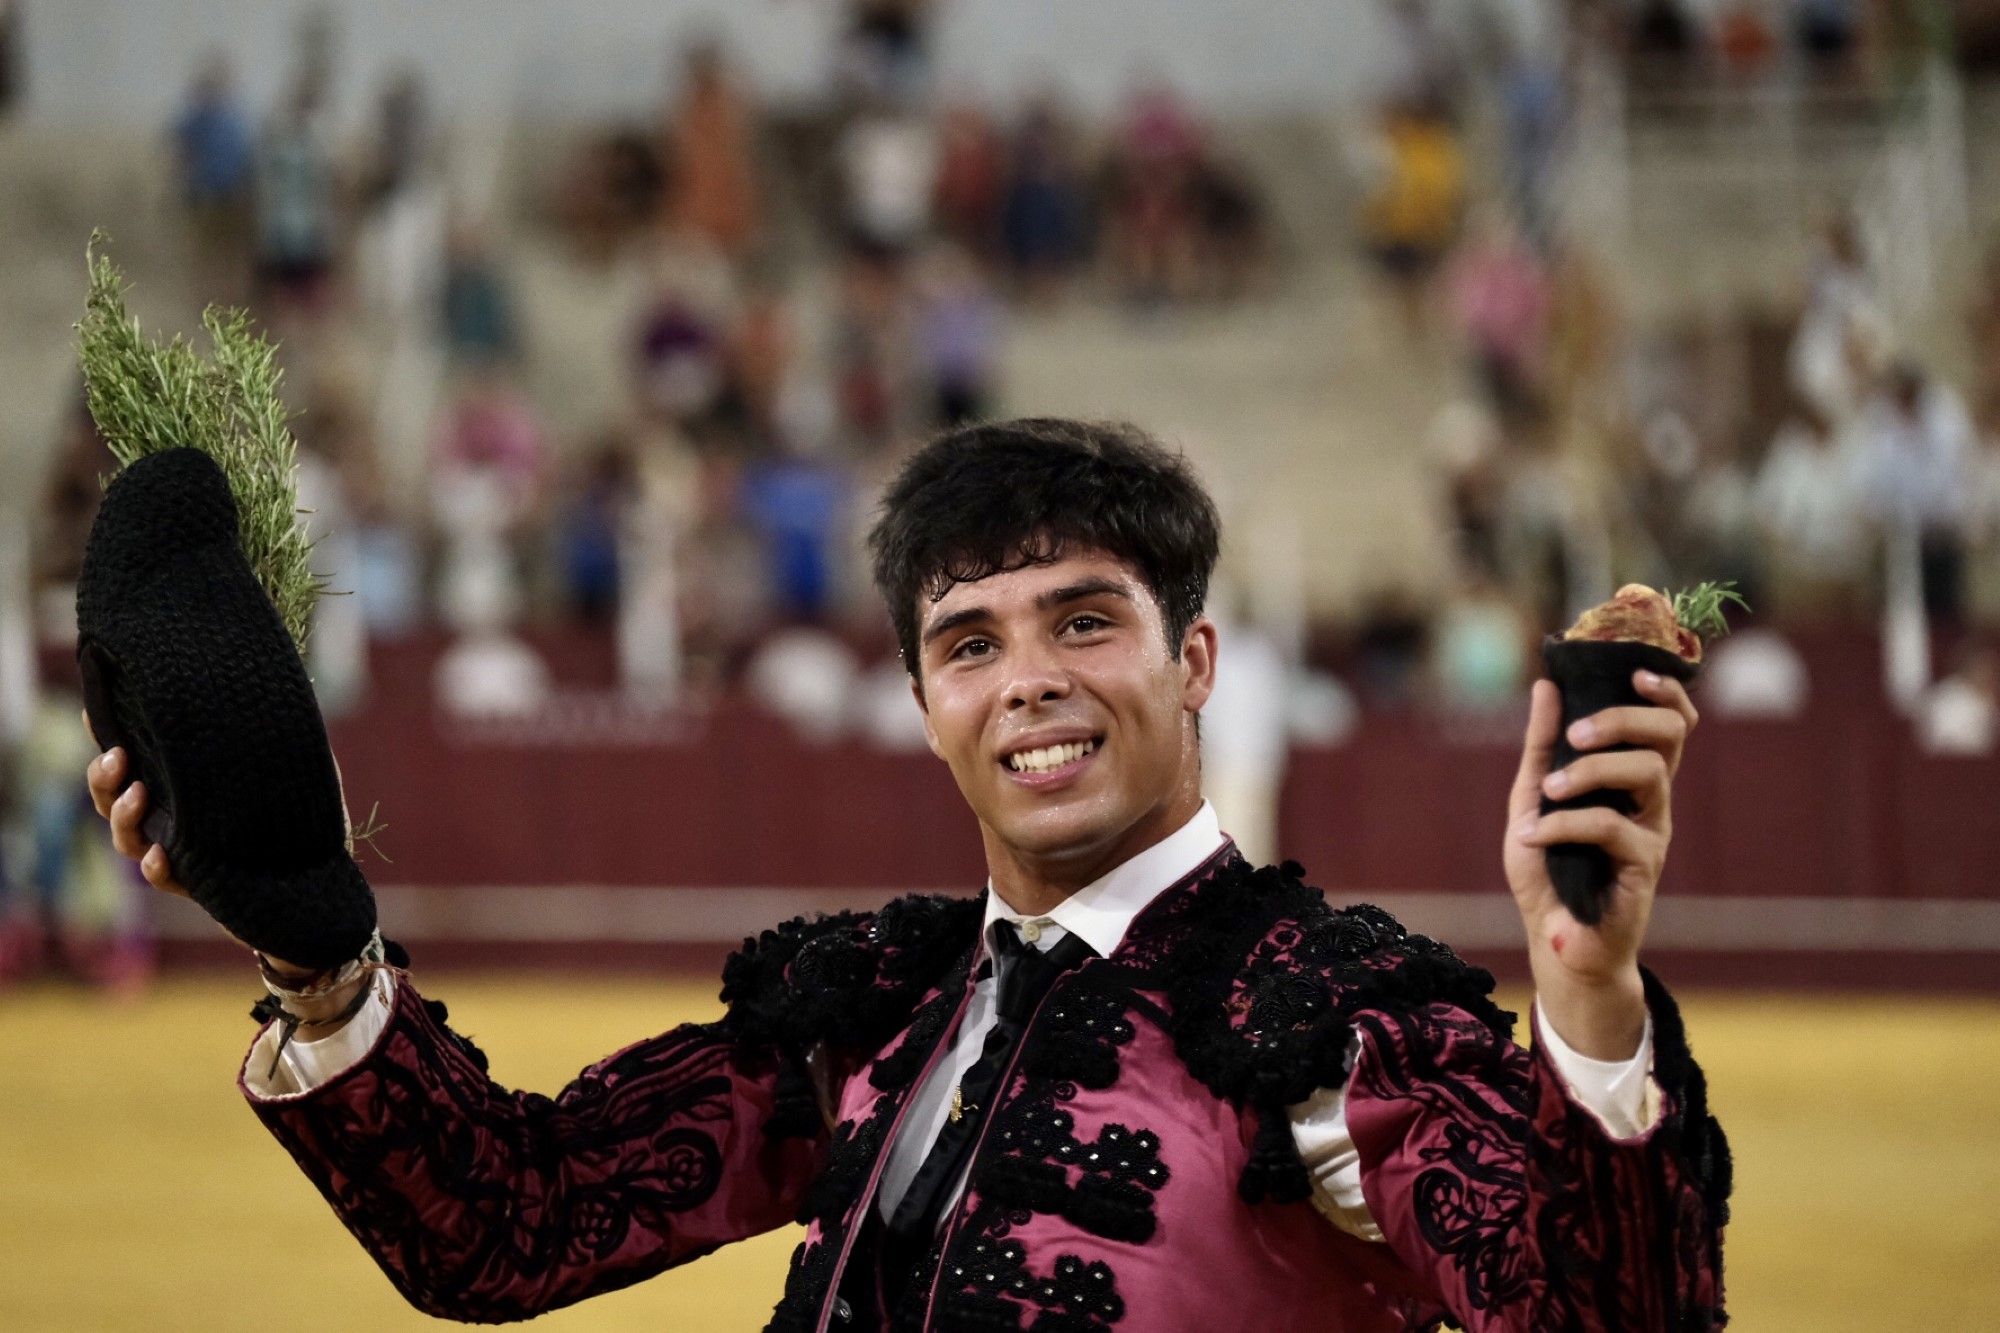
[243,801,1657,1244]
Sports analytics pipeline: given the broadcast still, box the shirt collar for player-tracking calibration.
[982,801,1227,958]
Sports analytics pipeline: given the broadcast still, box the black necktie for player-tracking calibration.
[882,921,1095,1280]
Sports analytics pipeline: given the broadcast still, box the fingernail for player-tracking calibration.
[1570,720,1596,745]
[1545,770,1570,796]
[1514,815,1539,840]
[1638,670,1661,688]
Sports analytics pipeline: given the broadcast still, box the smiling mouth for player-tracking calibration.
[1002,736,1101,775]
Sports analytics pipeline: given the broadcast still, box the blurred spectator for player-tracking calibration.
[832,245,915,450]
[1703,626,1811,719]
[0,0,19,116]
[665,42,761,260]
[1106,84,1205,306]
[172,54,255,292]
[1752,399,1872,621]
[1358,102,1465,338]
[557,130,664,262]
[1916,643,1998,755]
[933,102,1005,259]
[1001,99,1088,302]
[841,0,934,103]
[1714,2,1780,81]
[915,244,1003,427]
[1377,0,1463,116]
[255,79,339,317]
[1850,362,1977,625]
[1191,153,1268,301]
[342,455,423,638]
[351,70,446,323]
[1628,0,1701,91]
[1448,210,1550,423]
[30,399,115,643]
[354,70,432,213]
[434,365,547,511]
[618,433,699,703]
[0,661,152,993]
[556,438,639,624]
[431,367,546,663]
[678,455,776,687]
[1796,0,1862,79]
[1789,214,1881,424]
[1496,30,1564,242]
[440,218,519,366]
[633,285,731,434]
[726,273,798,446]
[741,451,853,621]
[295,432,369,715]
[840,97,938,259]
[1428,400,1508,578]
[1429,564,1533,712]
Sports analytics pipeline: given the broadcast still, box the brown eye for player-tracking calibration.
[952,636,995,661]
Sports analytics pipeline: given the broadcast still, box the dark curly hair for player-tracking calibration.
[868,418,1221,678]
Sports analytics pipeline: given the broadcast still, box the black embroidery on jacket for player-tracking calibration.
[1120,853,1516,1204]
[747,935,977,1333]
[253,1001,738,1323]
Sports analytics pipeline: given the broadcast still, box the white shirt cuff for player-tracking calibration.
[1533,1003,1659,1142]
[242,970,397,1100]
[1292,1033,1383,1242]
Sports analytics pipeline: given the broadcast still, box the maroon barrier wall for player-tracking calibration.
[325,628,2000,903]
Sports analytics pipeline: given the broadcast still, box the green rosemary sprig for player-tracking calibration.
[1668,580,1750,641]
[76,233,325,650]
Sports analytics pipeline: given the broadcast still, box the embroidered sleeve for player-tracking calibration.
[240,975,825,1322]
[1342,968,1730,1332]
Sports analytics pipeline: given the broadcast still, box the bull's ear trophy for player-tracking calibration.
[1539,581,1746,925]
[73,235,382,969]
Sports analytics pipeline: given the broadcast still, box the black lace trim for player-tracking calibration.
[1639,964,1733,1331]
[721,894,983,1056]
[1127,854,1514,1203]
[763,948,975,1333]
[927,974,1165,1327]
[721,893,983,1148]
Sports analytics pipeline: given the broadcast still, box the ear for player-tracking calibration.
[1179,615,1218,715]
[910,674,944,760]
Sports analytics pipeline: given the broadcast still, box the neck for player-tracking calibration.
[981,772,1204,918]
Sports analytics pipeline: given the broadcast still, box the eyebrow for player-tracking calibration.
[920,578,1135,648]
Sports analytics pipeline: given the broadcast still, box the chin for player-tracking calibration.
[988,797,1133,862]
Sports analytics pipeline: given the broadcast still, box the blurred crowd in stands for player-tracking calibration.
[1341,0,2000,749]
[8,0,2000,991]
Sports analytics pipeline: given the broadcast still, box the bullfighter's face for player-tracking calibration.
[913,546,1215,893]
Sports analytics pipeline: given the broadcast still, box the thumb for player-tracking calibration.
[1508,679,1561,825]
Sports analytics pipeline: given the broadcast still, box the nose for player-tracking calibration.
[1003,640,1071,711]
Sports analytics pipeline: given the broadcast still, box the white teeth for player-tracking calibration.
[1007,738,1097,773]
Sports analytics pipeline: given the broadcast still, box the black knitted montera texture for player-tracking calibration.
[75,448,374,968]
